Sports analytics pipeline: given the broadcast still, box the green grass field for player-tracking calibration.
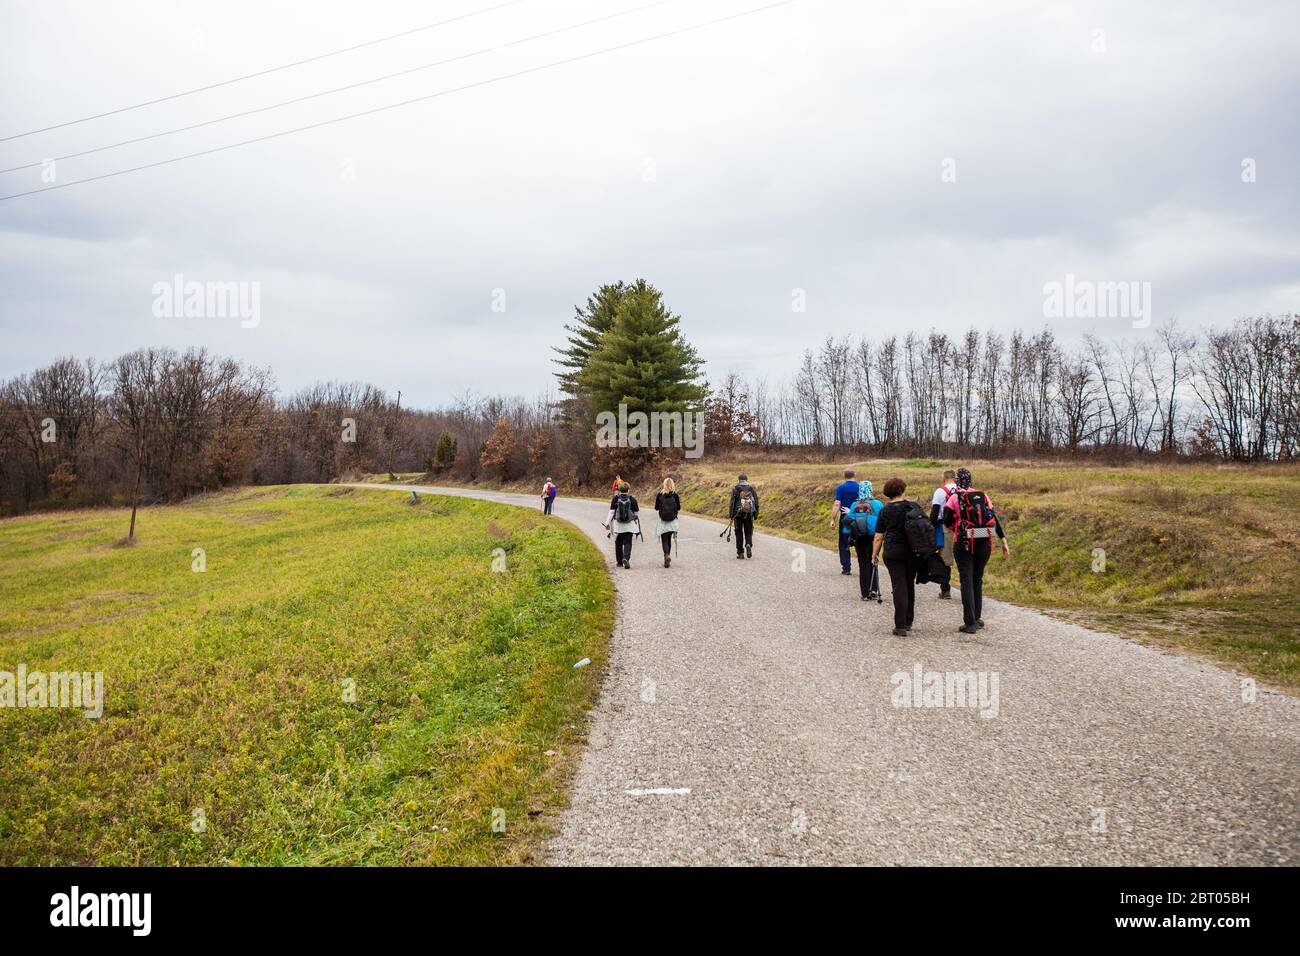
[408,459,1300,691]
[0,486,612,865]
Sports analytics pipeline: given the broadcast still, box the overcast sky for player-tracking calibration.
[1,0,1296,406]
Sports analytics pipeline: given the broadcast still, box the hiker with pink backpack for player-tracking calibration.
[943,467,1012,634]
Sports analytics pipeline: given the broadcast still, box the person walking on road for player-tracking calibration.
[540,477,558,515]
[871,477,924,636]
[833,469,861,575]
[930,469,957,598]
[846,480,883,601]
[604,480,641,569]
[729,473,759,559]
[943,467,1010,634]
[654,477,682,568]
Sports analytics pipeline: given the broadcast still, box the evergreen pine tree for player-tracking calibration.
[579,284,705,419]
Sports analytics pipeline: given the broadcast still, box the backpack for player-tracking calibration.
[736,486,755,515]
[846,499,878,539]
[903,502,939,557]
[950,488,997,542]
[545,483,557,499]
[615,493,634,524]
[658,493,679,523]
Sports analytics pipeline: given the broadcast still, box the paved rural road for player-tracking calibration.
[358,484,1300,865]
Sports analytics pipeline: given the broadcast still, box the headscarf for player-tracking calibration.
[857,480,874,500]
[956,467,973,489]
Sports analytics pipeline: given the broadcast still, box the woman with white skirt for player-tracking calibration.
[604,480,641,568]
[653,477,681,568]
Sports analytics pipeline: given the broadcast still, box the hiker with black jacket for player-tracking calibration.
[654,477,682,568]
[603,480,641,569]
[942,467,1011,634]
[728,473,759,559]
[871,477,924,636]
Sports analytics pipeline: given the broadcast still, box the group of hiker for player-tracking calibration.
[837,467,1011,636]
[541,465,1010,636]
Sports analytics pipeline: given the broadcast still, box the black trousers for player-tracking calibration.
[543,496,554,515]
[853,533,876,596]
[884,551,917,630]
[734,514,753,554]
[954,539,991,626]
[614,532,634,564]
[660,531,674,555]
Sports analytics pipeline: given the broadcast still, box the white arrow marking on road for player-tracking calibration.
[626,787,691,796]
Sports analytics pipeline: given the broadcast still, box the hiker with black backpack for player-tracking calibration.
[728,473,759,559]
[654,477,682,568]
[871,477,937,636]
[844,480,883,601]
[943,467,1010,634]
[603,480,642,569]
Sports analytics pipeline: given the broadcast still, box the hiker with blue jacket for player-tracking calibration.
[603,480,641,569]
[844,480,883,601]
[832,468,861,575]
[728,473,759,559]
[930,469,957,598]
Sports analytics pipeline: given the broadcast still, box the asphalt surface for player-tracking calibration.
[360,483,1300,866]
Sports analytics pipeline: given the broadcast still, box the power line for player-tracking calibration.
[0,0,532,143]
[0,0,795,202]
[0,0,676,175]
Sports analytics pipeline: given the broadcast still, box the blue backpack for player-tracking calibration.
[845,498,882,538]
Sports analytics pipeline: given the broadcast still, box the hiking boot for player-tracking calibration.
[746,546,753,558]
[958,624,978,634]
[841,569,853,576]
[892,627,908,637]
[664,554,671,568]
[977,619,984,628]
[939,588,952,600]
[736,553,746,559]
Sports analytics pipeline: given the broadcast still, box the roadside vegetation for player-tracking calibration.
[0,486,612,865]
[403,459,1300,691]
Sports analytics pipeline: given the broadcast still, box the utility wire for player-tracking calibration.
[0,0,795,202]
[0,0,675,175]
[0,0,532,143]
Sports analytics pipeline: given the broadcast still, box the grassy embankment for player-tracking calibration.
[384,461,1300,690]
[0,485,612,865]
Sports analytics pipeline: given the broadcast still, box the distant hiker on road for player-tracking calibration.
[729,473,759,559]
[541,477,558,515]
[930,469,958,599]
[654,477,681,568]
[604,480,641,569]
[845,480,883,601]
[872,477,929,636]
[611,474,623,494]
[833,469,861,575]
[943,467,1010,634]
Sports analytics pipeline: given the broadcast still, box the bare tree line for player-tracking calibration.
[722,315,1298,461]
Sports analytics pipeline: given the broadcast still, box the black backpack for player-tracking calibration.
[657,493,679,522]
[615,493,634,524]
[903,502,938,557]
